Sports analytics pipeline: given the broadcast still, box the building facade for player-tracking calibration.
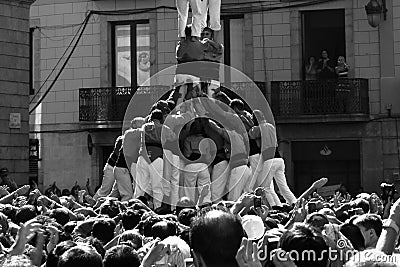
[1,0,35,185]
[29,0,400,195]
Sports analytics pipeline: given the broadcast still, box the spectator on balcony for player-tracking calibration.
[317,50,335,80]
[305,56,317,80]
[335,56,349,78]
[0,168,18,193]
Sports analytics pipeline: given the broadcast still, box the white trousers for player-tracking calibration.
[164,150,180,207]
[176,0,208,37]
[201,0,221,31]
[134,156,165,209]
[130,162,137,197]
[93,163,115,200]
[247,154,261,192]
[258,158,296,206]
[210,160,229,202]
[227,165,252,201]
[183,163,211,205]
[114,166,134,202]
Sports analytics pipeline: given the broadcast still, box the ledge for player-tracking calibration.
[275,114,371,124]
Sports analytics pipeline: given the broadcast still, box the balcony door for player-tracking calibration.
[112,21,150,87]
[302,9,346,80]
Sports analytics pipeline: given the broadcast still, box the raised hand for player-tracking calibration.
[236,238,262,267]
[16,185,30,196]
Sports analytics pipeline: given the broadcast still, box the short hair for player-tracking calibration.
[58,245,103,267]
[150,109,163,123]
[121,210,142,230]
[50,208,70,226]
[151,220,177,240]
[176,197,196,216]
[353,214,382,237]
[178,208,197,226]
[202,27,214,39]
[344,249,398,267]
[340,223,366,251]
[103,245,140,267]
[230,98,245,111]
[214,92,231,106]
[84,236,106,258]
[118,230,143,250]
[91,220,116,245]
[279,223,329,267]
[46,241,77,267]
[15,205,37,224]
[137,215,163,237]
[350,198,370,214]
[99,202,119,218]
[190,210,245,267]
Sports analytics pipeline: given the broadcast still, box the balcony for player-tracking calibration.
[79,82,267,122]
[271,78,369,120]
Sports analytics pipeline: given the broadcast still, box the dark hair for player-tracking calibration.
[353,214,382,237]
[340,223,366,251]
[71,184,81,198]
[190,210,245,267]
[62,189,71,196]
[150,109,164,123]
[119,230,143,250]
[230,99,245,111]
[178,208,197,227]
[15,205,37,224]
[202,27,214,39]
[99,202,119,218]
[350,198,369,214]
[138,215,163,237]
[58,246,103,267]
[91,220,116,245]
[103,245,140,267]
[50,208,70,226]
[46,241,77,267]
[84,236,106,258]
[121,210,142,230]
[176,197,196,216]
[151,220,177,240]
[279,223,329,267]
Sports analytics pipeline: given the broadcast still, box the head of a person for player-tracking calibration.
[350,198,369,214]
[118,230,143,250]
[71,184,80,198]
[50,208,70,226]
[337,56,346,64]
[46,241,77,267]
[151,220,177,240]
[340,223,366,251]
[130,117,145,129]
[178,208,197,227]
[176,197,196,216]
[138,52,149,65]
[344,249,398,267]
[201,27,214,40]
[163,236,191,267]
[229,99,245,113]
[184,25,192,39]
[58,245,103,267]
[321,50,328,59]
[91,220,116,245]
[62,189,70,196]
[138,215,163,237]
[150,109,164,124]
[353,214,382,248]
[0,168,9,181]
[190,210,245,267]
[308,56,315,64]
[305,213,329,233]
[121,209,142,230]
[103,245,140,267]
[84,236,106,258]
[279,223,329,267]
[15,205,37,224]
[99,201,119,218]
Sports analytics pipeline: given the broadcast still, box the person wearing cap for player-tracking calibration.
[0,168,18,193]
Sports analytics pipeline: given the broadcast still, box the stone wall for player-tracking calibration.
[0,0,34,185]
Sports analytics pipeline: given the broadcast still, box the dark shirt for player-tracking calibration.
[176,39,204,77]
[317,58,335,80]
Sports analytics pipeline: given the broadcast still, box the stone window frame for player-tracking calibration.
[100,12,157,87]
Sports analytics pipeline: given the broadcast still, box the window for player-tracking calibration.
[215,15,244,82]
[29,139,39,181]
[302,9,346,80]
[112,21,150,87]
[29,28,35,95]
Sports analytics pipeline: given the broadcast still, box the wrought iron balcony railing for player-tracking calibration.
[271,78,369,117]
[79,82,267,122]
